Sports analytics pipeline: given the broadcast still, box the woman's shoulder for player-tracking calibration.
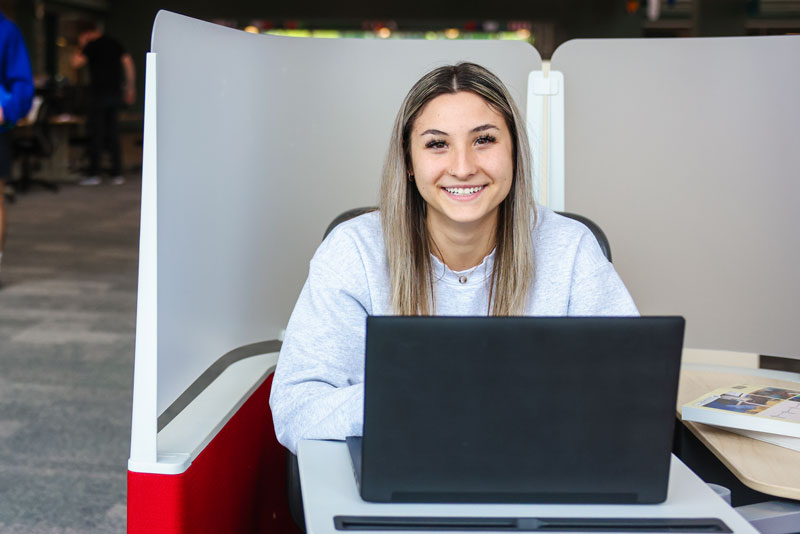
[322,209,382,246]
[533,205,610,267]
[312,209,384,268]
[533,204,595,242]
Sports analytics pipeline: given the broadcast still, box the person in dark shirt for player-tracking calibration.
[0,10,34,282]
[71,25,135,185]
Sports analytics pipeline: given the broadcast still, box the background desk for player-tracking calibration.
[677,366,800,501]
[297,440,756,534]
[47,114,85,183]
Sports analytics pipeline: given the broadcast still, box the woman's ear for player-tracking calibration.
[406,160,415,182]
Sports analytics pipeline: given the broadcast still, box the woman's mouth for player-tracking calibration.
[443,185,486,199]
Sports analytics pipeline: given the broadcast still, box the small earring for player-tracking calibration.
[407,172,414,182]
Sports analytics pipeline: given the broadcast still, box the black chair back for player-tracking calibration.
[323,207,612,262]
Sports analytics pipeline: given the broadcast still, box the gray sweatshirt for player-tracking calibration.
[269,207,638,453]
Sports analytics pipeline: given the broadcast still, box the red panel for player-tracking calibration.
[128,374,300,534]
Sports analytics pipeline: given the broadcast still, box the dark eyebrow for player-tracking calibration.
[472,123,499,133]
[420,124,498,136]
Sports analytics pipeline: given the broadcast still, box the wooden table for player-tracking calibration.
[677,366,800,500]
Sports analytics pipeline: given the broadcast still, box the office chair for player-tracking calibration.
[323,207,612,261]
[286,206,614,532]
[12,98,59,194]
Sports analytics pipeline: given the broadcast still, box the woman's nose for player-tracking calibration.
[448,147,477,179]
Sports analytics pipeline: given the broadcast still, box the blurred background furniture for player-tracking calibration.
[11,96,58,194]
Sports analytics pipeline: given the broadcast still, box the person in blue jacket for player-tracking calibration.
[0,10,34,283]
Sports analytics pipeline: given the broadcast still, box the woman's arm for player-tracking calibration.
[269,229,372,454]
[567,230,639,316]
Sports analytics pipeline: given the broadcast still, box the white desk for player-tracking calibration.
[298,440,757,534]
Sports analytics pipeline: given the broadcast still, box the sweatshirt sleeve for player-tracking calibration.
[0,24,33,125]
[567,230,639,316]
[269,228,371,454]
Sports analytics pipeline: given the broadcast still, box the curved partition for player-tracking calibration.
[130,11,541,472]
[130,14,540,530]
[552,36,800,359]
[148,12,541,421]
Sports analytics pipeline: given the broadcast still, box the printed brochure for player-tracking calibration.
[681,384,800,450]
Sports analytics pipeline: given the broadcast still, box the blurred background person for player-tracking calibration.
[0,9,33,285]
[71,23,135,186]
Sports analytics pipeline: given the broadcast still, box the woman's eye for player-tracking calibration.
[425,140,447,150]
[475,135,497,146]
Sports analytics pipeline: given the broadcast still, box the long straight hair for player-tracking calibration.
[380,62,535,315]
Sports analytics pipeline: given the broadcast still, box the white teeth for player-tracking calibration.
[444,186,483,195]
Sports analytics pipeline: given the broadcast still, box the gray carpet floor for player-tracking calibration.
[0,177,140,533]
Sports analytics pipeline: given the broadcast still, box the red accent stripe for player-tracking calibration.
[128,374,300,533]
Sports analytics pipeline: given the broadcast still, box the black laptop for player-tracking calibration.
[348,316,685,505]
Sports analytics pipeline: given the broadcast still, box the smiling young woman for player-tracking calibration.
[381,64,534,316]
[269,63,638,454]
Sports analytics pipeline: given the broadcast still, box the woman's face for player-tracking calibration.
[408,91,514,235]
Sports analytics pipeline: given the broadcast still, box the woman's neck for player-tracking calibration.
[427,212,498,272]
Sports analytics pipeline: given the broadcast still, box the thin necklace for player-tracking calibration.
[430,237,493,285]
[456,263,482,285]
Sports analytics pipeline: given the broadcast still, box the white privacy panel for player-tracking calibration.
[148,11,541,416]
[552,36,800,358]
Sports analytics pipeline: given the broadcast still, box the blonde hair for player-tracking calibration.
[379,62,536,315]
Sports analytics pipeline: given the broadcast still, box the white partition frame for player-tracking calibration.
[527,70,565,211]
[129,52,158,469]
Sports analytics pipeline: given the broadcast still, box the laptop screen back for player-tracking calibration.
[360,316,684,504]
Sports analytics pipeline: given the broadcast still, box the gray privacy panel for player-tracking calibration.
[552,36,800,358]
[151,11,541,414]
